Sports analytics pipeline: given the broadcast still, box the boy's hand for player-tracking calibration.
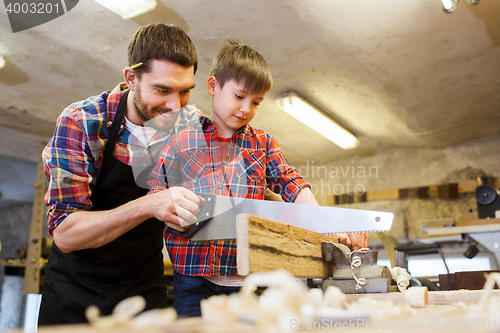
[333,232,369,251]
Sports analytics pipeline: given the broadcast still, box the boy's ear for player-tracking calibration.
[207,76,217,96]
[123,67,138,92]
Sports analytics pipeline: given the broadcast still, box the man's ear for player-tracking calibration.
[123,67,137,92]
[207,76,217,96]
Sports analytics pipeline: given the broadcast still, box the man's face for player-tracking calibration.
[209,78,266,138]
[131,59,195,130]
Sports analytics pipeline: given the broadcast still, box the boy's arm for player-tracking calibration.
[263,134,369,251]
[294,188,369,251]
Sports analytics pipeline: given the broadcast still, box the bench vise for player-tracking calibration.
[321,241,393,294]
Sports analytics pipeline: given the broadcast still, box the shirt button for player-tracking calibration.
[214,158,218,162]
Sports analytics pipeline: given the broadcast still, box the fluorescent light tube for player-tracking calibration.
[442,0,457,13]
[442,0,454,10]
[275,91,359,150]
[94,0,157,20]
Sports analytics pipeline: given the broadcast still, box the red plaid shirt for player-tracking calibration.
[148,116,310,276]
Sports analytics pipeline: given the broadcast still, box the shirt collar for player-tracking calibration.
[201,116,251,139]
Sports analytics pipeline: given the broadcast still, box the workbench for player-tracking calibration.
[6,290,499,333]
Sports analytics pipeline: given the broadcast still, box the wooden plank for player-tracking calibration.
[417,218,455,229]
[439,274,450,291]
[345,289,500,305]
[427,223,500,236]
[427,185,438,197]
[454,218,500,226]
[440,271,500,291]
[236,214,338,278]
[327,179,497,205]
[366,189,399,202]
[458,180,478,193]
[24,154,47,295]
[418,187,429,198]
[495,178,500,190]
[163,259,173,276]
[354,192,366,203]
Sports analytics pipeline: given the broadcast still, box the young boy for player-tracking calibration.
[148,40,358,317]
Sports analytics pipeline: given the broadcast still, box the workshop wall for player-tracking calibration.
[0,203,32,310]
[303,135,500,242]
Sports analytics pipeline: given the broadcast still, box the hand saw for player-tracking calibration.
[169,193,394,241]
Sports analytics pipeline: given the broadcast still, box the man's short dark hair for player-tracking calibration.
[128,23,198,77]
[209,39,272,95]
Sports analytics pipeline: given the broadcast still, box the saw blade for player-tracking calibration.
[189,195,393,241]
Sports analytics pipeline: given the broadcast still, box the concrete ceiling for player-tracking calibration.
[0,0,499,203]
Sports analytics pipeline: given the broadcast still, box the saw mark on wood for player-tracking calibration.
[248,244,324,263]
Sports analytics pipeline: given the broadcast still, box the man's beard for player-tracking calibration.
[133,85,178,131]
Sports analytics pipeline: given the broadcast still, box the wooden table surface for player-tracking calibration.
[7,290,500,333]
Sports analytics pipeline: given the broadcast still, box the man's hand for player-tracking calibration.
[333,232,369,251]
[148,187,204,231]
[264,188,284,202]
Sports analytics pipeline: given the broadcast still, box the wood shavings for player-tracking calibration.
[85,295,146,329]
[85,295,177,329]
[481,272,500,300]
[196,270,500,333]
[200,294,237,324]
[322,285,346,309]
[391,267,411,292]
[131,307,177,329]
[113,295,146,321]
[201,270,358,332]
[405,286,428,308]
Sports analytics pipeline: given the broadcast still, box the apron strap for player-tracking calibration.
[104,90,129,157]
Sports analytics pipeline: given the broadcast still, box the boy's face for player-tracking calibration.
[208,77,266,138]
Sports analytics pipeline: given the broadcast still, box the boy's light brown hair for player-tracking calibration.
[128,23,198,77]
[209,39,272,95]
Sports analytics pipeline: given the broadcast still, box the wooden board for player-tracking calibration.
[236,214,338,278]
[345,289,500,305]
[426,223,500,236]
[454,218,500,226]
[439,271,500,291]
[365,189,399,202]
[163,259,173,276]
[327,178,499,205]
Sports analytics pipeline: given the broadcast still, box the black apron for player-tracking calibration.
[38,91,167,325]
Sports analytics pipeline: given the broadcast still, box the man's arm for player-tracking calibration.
[45,93,201,253]
[53,187,202,253]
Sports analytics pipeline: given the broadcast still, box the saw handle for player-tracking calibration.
[168,193,215,239]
